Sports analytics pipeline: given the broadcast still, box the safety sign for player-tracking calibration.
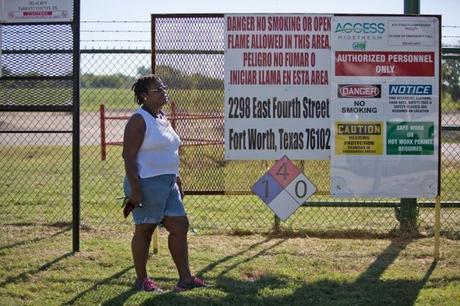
[251,155,317,221]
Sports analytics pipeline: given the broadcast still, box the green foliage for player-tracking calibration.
[80,88,224,112]
[154,65,223,89]
[80,65,223,91]
[442,58,460,102]
[442,95,460,112]
[80,73,135,89]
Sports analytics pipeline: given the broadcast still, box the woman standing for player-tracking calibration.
[122,74,205,292]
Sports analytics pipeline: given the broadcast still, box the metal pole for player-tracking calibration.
[404,0,420,15]
[72,0,81,252]
[273,215,280,233]
[399,0,420,232]
[434,196,441,259]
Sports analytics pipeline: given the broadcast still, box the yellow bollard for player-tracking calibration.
[152,227,159,255]
[434,196,441,259]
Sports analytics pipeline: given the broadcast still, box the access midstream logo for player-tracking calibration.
[335,22,385,34]
[389,85,432,95]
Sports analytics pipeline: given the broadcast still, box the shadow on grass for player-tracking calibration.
[63,236,439,305]
[199,236,287,276]
[0,252,73,288]
[141,237,437,305]
[65,265,136,305]
[0,224,71,252]
[74,237,285,306]
[0,223,73,288]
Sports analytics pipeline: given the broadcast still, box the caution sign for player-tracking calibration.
[386,121,434,155]
[335,122,383,155]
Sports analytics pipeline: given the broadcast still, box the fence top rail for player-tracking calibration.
[81,49,151,54]
[442,47,460,54]
[80,47,460,54]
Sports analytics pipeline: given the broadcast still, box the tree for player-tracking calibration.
[442,58,460,101]
[80,73,134,89]
[136,66,150,77]
[137,65,223,89]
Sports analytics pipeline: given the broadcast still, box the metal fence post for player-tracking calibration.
[72,0,81,253]
[273,215,280,233]
[399,0,420,232]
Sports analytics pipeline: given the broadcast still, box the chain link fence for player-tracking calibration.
[0,15,78,251]
[81,15,459,238]
[1,16,459,247]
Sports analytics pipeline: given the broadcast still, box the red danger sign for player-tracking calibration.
[335,51,435,77]
[338,84,381,98]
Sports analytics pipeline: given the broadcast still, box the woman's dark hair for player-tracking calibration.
[131,74,163,105]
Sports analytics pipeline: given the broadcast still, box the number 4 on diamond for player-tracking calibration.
[269,156,301,188]
[275,162,289,181]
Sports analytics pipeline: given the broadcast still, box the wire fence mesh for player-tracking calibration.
[81,15,459,238]
[1,17,459,246]
[0,21,76,241]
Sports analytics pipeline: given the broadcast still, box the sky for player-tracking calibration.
[80,0,460,49]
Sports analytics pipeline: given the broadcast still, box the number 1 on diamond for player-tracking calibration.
[262,179,269,199]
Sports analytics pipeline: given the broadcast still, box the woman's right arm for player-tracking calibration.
[122,114,145,206]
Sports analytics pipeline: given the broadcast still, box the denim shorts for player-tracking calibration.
[123,174,186,224]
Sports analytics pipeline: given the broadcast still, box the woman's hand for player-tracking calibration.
[129,190,142,207]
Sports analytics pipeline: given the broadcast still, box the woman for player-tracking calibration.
[122,74,205,292]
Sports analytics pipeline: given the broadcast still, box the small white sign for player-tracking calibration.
[388,19,436,46]
[1,0,73,23]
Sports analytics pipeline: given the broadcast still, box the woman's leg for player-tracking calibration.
[132,223,157,281]
[162,216,192,283]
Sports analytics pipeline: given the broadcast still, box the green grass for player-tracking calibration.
[4,87,457,115]
[0,136,459,305]
[0,86,72,107]
[80,88,224,112]
[2,86,457,118]
[0,224,459,305]
[0,144,459,237]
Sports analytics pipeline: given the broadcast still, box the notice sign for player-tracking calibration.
[252,155,317,221]
[330,15,440,198]
[224,14,332,160]
[0,0,73,23]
